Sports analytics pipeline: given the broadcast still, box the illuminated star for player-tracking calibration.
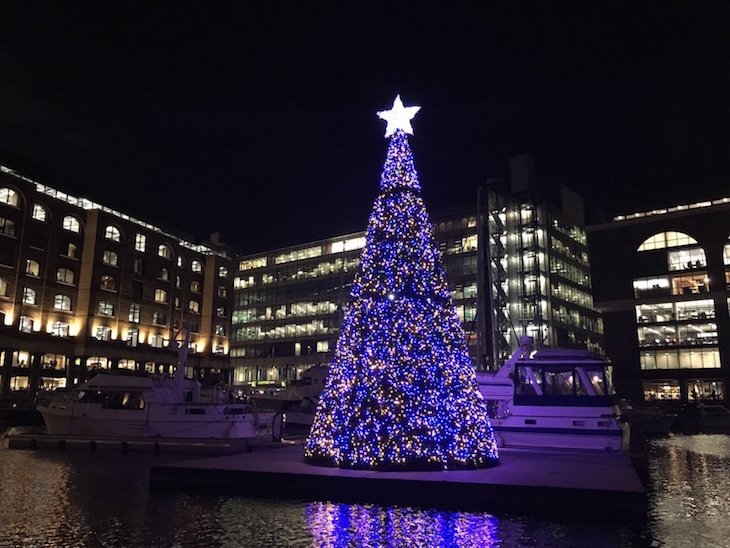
[377,95,421,137]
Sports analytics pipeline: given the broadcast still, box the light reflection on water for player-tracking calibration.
[0,435,728,547]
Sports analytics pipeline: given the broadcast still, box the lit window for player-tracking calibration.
[64,242,78,259]
[53,295,72,311]
[100,274,115,291]
[32,204,47,222]
[190,281,201,293]
[18,316,33,333]
[133,257,144,275]
[62,216,80,233]
[214,324,225,336]
[135,233,146,252]
[51,321,69,337]
[149,333,164,347]
[129,304,141,323]
[0,187,19,207]
[98,300,115,316]
[216,306,226,317]
[0,277,7,297]
[638,231,698,251]
[191,260,202,273]
[152,312,166,326]
[177,256,184,267]
[317,341,329,353]
[158,244,172,260]
[159,267,169,281]
[95,326,112,341]
[104,226,121,242]
[22,287,37,304]
[154,289,167,303]
[102,250,118,266]
[217,286,228,298]
[25,259,40,277]
[188,300,200,314]
[218,266,229,278]
[0,217,16,236]
[56,268,75,285]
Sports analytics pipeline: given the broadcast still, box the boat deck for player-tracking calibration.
[149,441,646,516]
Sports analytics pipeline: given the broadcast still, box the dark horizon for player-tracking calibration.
[1,4,729,253]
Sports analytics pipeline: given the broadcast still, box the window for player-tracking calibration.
[217,286,228,298]
[216,306,226,317]
[53,295,72,311]
[32,204,47,222]
[100,274,116,291]
[62,216,80,233]
[154,289,167,304]
[317,341,330,353]
[0,217,16,236]
[175,276,181,289]
[135,233,146,252]
[25,259,40,277]
[177,256,184,267]
[152,312,166,326]
[158,244,172,260]
[638,231,698,251]
[22,287,37,305]
[214,324,225,336]
[126,328,139,347]
[102,250,118,266]
[218,266,229,278]
[174,296,180,309]
[64,242,78,259]
[640,349,721,370]
[155,268,168,282]
[188,300,200,314]
[0,188,19,207]
[51,321,69,337]
[18,316,33,333]
[642,380,680,401]
[104,226,121,242]
[191,260,203,273]
[132,281,143,299]
[129,304,141,323]
[0,249,12,266]
[98,300,115,316]
[190,281,201,293]
[149,334,164,348]
[0,277,7,297]
[56,268,75,285]
[189,321,200,333]
[133,257,144,275]
[95,326,112,341]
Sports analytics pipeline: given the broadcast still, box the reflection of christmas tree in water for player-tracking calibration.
[304,96,499,470]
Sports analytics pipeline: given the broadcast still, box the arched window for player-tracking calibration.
[22,287,37,305]
[56,268,75,285]
[158,244,173,260]
[25,259,40,277]
[32,203,47,222]
[638,231,698,251]
[152,312,166,326]
[53,295,72,311]
[62,216,80,233]
[191,260,203,273]
[100,274,116,290]
[154,289,168,304]
[188,300,200,314]
[0,188,19,207]
[104,225,121,242]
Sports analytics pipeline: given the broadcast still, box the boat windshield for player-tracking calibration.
[515,363,615,398]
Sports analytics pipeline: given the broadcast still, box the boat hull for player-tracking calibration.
[38,403,277,440]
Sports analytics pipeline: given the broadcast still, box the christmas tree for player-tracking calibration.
[304,96,499,470]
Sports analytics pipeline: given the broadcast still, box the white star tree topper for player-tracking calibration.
[377,95,421,137]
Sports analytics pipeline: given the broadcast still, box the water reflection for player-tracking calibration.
[305,502,499,547]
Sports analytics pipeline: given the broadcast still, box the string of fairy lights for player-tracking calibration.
[304,97,499,470]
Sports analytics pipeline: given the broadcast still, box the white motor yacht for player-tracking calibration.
[477,336,627,452]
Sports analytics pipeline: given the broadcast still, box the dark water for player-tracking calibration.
[0,436,729,547]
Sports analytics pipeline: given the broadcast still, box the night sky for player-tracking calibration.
[1,4,729,253]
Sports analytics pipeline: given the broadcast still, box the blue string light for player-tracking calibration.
[304,126,499,470]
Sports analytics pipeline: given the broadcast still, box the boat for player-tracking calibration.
[36,329,282,440]
[476,336,627,452]
[672,402,730,434]
[250,365,329,424]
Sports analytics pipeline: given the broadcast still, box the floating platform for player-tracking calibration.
[2,432,278,456]
[149,442,646,516]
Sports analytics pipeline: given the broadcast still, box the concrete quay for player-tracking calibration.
[149,441,646,516]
